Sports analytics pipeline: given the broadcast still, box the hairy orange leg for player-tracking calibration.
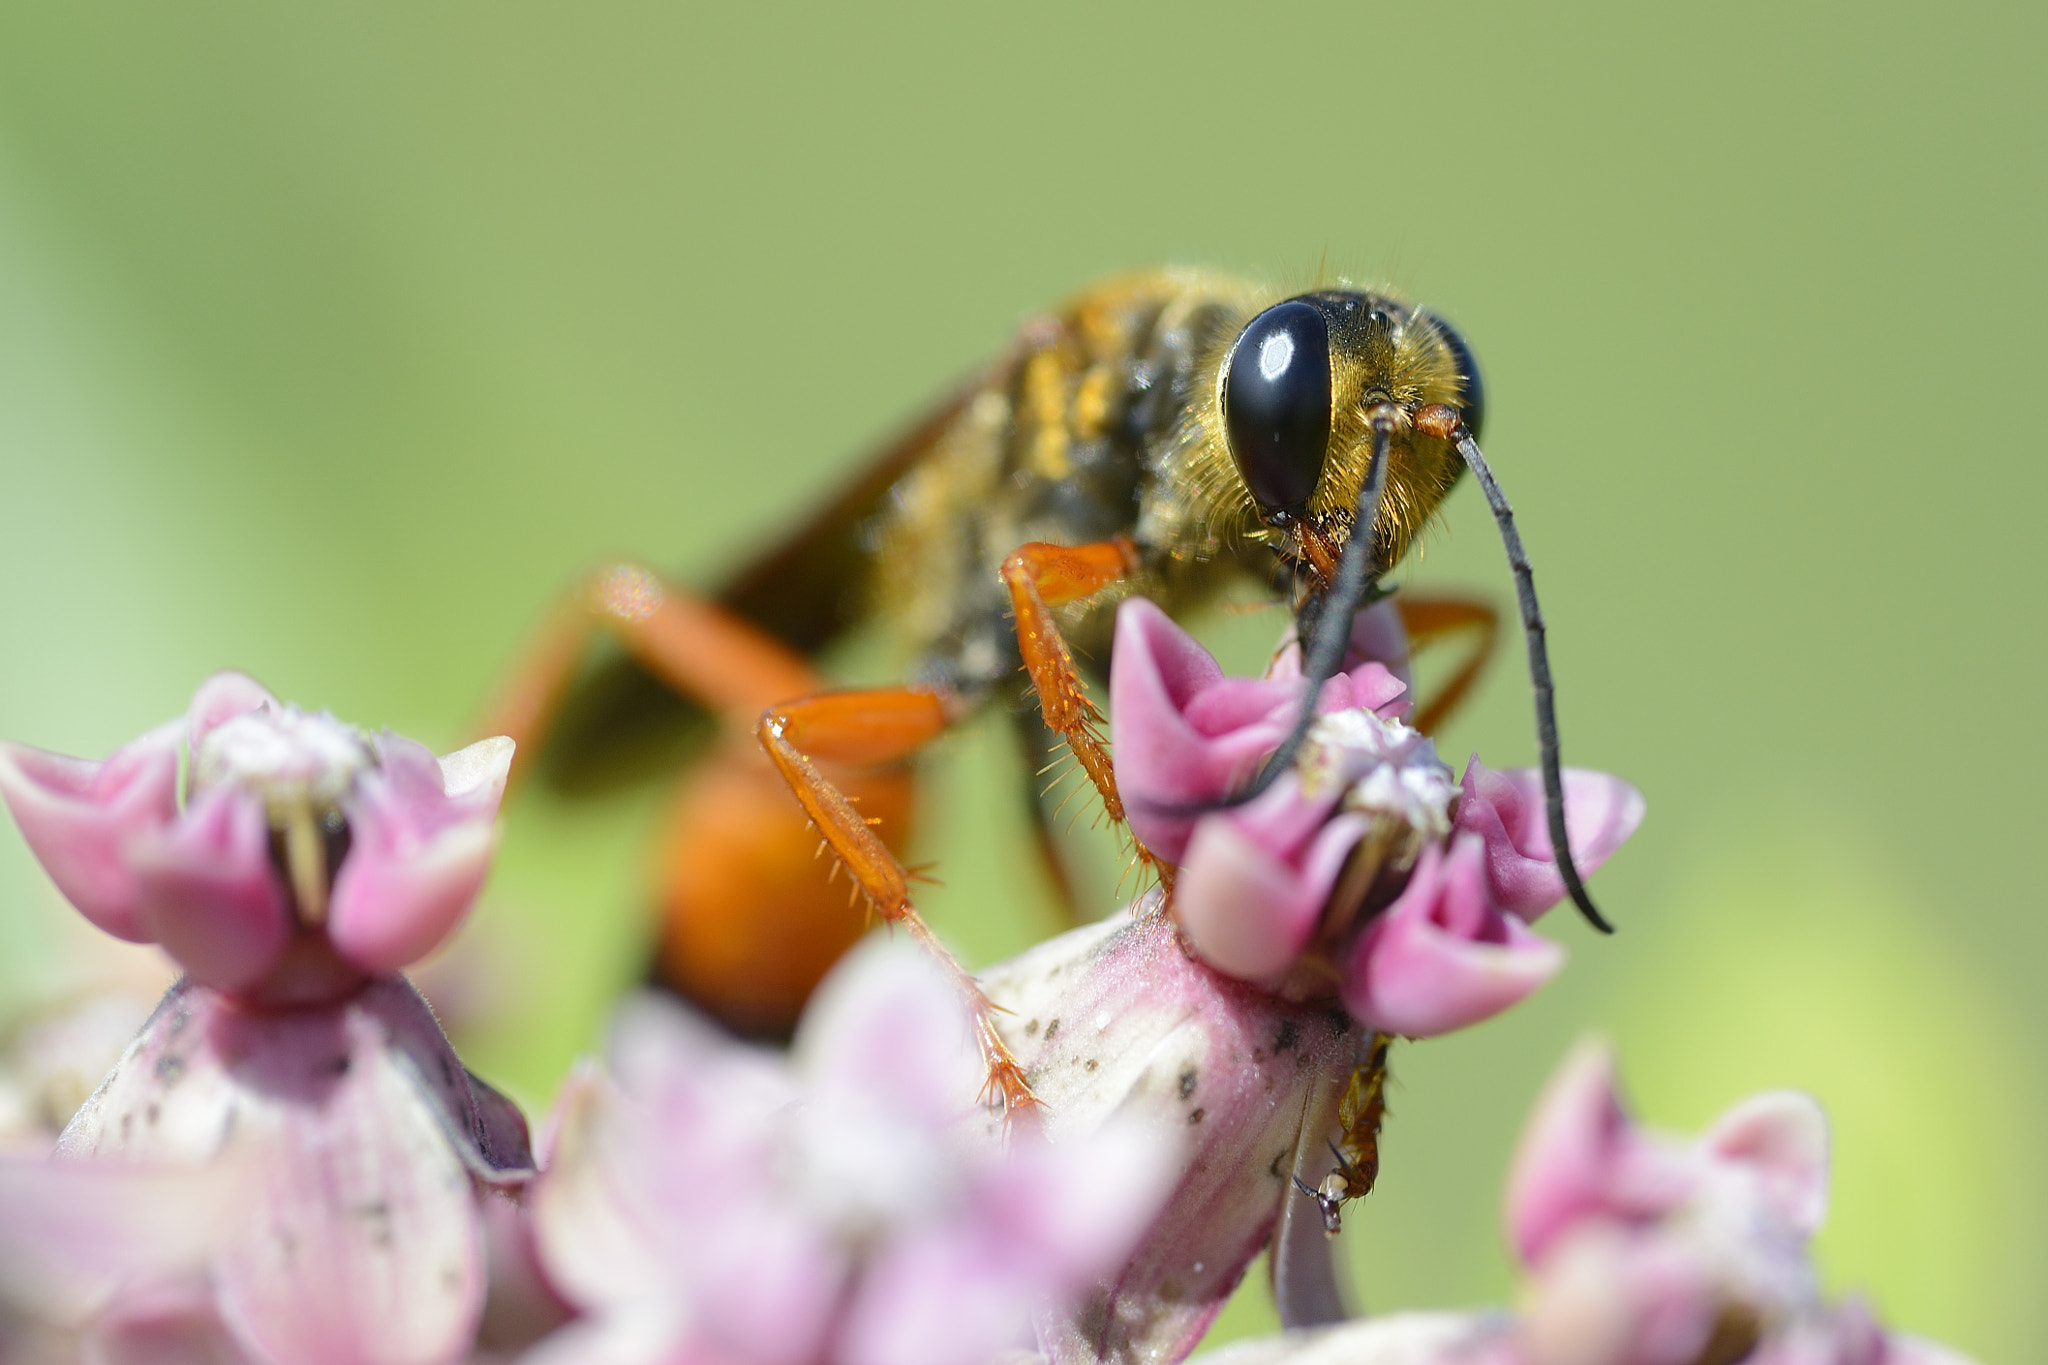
[757,689,1044,1120]
[475,561,914,1036]
[998,538,1175,891]
[652,749,915,1035]
[1396,592,1501,737]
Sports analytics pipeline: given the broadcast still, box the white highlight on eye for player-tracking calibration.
[1257,331,1295,381]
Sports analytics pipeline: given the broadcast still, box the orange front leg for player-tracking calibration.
[758,689,1040,1121]
[1396,592,1500,737]
[998,538,1170,887]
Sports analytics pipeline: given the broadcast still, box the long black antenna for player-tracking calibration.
[1453,426,1613,934]
[1226,414,1395,805]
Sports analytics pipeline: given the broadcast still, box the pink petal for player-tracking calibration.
[842,1228,1035,1365]
[54,979,502,1365]
[1178,1312,1515,1364]
[186,672,279,752]
[1176,806,1367,984]
[1112,599,1283,861]
[1504,1041,1630,1265]
[983,910,1370,1365]
[530,1067,675,1315]
[328,816,495,976]
[1700,1090,1831,1239]
[129,786,293,993]
[1519,1222,1725,1365]
[0,1157,237,1324]
[793,940,981,1130]
[210,1037,487,1365]
[327,739,504,975]
[0,721,182,942]
[436,736,515,811]
[1262,599,1414,685]
[1451,762,1645,921]
[88,1278,256,1365]
[693,1204,843,1365]
[1502,1041,1693,1265]
[968,1119,1172,1285]
[1340,836,1565,1038]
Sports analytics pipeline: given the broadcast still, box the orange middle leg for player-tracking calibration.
[1396,592,1501,736]
[997,538,1174,891]
[757,689,1045,1120]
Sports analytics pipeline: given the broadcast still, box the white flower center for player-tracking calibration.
[1299,708,1455,839]
[191,708,375,815]
[190,708,376,924]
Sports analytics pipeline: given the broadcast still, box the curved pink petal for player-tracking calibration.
[185,672,279,752]
[1503,1040,1632,1265]
[1177,804,1368,984]
[1502,1040,1694,1265]
[0,721,182,942]
[209,999,487,1365]
[842,1228,1033,1365]
[1340,835,1564,1037]
[1262,598,1413,687]
[971,1119,1173,1285]
[435,735,515,812]
[1111,600,1408,863]
[129,786,292,992]
[1701,1090,1830,1238]
[88,1280,251,1365]
[1112,599,1284,860]
[794,940,981,1129]
[1451,762,1645,921]
[693,1205,843,1365]
[328,771,498,976]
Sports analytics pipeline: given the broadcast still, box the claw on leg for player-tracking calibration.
[759,691,1043,1121]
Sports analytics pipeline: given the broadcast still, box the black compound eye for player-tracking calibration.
[1424,310,1485,441]
[1223,300,1332,518]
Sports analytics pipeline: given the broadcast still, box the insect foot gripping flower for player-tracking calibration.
[971,600,1642,1365]
[0,672,535,1365]
[1189,1043,1981,1365]
[526,938,1173,1365]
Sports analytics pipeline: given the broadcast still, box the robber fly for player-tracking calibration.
[480,267,1607,1114]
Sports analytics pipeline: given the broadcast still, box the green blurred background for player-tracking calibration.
[0,2,2040,1358]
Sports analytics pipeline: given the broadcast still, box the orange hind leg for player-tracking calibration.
[474,562,915,1038]
[1397,592,1500,736]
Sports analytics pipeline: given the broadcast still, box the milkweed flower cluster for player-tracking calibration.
[531,941,1171,1365]
[0,608,1980,1365]
[1198,1042,1975,1365]
[1110,597,1642,1033]
[964,598,1644,1362]
[0,674,532,1364]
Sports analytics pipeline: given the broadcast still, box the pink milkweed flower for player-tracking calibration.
[1504,1041,1969,1365]
[1175,1046,1980,1365]
[0,674,535,1365]
[526,939,1172,1365]
[971,598,1641,1363]
[0,671,515,1006]
[1109,597,1643,1037]
[980,903,1389,1364]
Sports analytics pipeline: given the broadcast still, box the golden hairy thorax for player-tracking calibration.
[867,269,1477,689]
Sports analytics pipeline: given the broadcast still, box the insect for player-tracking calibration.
[479,267,1607,1113]
[1294,1032,1394,1236]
